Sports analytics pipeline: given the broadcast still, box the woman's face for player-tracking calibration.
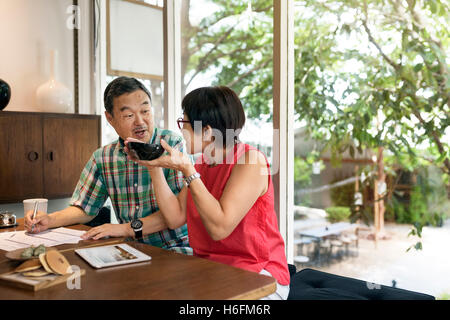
[179,115,204,155]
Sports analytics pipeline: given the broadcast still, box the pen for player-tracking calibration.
[30,201,38,233]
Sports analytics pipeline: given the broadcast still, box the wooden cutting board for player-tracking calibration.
[0,269,85,291]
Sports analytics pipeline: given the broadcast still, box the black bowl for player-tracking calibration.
[128,142,164,161]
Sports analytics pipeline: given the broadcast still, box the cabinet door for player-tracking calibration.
[42,116,100,198]
[0,113,43,203]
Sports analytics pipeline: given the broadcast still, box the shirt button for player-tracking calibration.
[134,183,138,188]
[136,205,140,209]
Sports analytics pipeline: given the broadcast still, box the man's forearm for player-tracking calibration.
[140,210,169,236]
[48,206,94,229]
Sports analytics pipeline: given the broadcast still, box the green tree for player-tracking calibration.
[293,0,449,176]
[181,1,449,236]
[181,0,449,175]
[292,0,449,244]
[180,0,274,117]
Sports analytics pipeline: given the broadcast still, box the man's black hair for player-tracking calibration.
[104,76,152,115]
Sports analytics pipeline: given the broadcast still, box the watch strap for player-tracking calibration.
[184,172,201,187]
[131,219,143,239]
[134,228,143,239]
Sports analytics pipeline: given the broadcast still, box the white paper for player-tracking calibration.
[0,227,85,252]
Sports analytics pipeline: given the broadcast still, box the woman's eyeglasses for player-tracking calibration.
[176,117,190,130]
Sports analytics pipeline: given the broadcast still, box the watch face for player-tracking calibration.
[131,219,143,229]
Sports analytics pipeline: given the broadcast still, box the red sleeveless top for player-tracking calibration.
[186,143,290,285]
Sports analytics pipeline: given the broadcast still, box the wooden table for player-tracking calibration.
[0,219,276,299]
[295,222,360,267]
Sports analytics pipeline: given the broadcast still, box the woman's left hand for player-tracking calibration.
[81,223,133,240]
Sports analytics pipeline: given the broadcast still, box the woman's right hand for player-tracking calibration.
[124,138,193,175]
[24,210,51,234]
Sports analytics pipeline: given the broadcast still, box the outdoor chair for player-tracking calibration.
[317,239,332,266]
[294,237,313,256]
[341,230,359,257]
[330,239,344,260]
[339,235,352,257]
[287,265,435,300]
[293,255,310,270]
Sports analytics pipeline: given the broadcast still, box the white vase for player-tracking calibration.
[36,50,73,113]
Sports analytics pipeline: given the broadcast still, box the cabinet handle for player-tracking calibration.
[27,151,39,162]
[47,151,54,161]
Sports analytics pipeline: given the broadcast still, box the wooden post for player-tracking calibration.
[273,0,295,262]
[373,170,379,248]
[354,165,360,223]
[377,147,386,234]
[372,146,387,245]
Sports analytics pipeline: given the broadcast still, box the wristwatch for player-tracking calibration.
[184,172,201,188]
[131,219,143,239]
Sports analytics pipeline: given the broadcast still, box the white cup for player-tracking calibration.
[23,198,48,216]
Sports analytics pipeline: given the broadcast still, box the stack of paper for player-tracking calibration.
[0,228,85,252]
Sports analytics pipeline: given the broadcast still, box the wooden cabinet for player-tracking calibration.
[0,111,101,203]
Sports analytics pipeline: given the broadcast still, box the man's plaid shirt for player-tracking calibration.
[70,127,191,254]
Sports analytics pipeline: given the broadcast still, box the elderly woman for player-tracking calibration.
[126,86,290,299]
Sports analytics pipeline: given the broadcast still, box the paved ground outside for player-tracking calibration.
[299,219,450,299]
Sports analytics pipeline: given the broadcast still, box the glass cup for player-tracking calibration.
[23,198,48,217]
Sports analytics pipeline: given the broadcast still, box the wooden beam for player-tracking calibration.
[163,0,182,131]
[273,0,295,262]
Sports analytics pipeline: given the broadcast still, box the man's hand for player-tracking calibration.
[81,223,134,240]
[24,210,51,234]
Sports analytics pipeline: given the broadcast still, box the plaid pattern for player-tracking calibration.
[70,128,192,255]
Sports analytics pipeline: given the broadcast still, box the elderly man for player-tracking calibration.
[25,76,191,254]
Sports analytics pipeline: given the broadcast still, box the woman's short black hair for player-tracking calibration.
[104,76,152,115]
[182,86,246,146]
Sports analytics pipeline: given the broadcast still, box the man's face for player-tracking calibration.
[105,89,153,142]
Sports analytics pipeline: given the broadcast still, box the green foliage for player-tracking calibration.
[437,292,450,300]
[182,0,274,117]
[293,0,450,175]
[183,1,449,239]
[388,185,447,227]
[293,156,313,206]
[325,206,351,223]
[293,152,323,187]
[183,0,449,175]
[293,156,313,188]
[330,177,355,207]
[293,153,325,206]
[387,197,410,224]
[386,165,449,227]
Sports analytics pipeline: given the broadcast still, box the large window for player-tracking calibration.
[102,0,165,145]
[98,0,450,297]
[292,0,449,296]
[178,0,274,164]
